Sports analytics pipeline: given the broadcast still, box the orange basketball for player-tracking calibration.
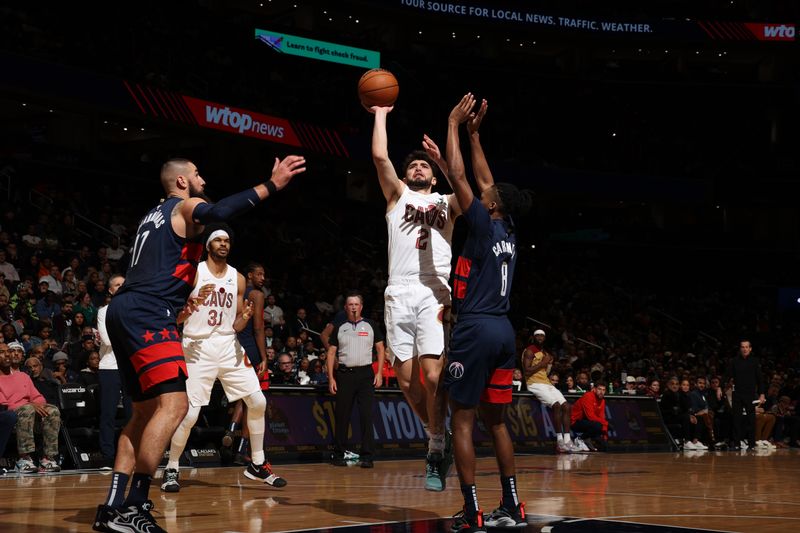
[358,68,399,109]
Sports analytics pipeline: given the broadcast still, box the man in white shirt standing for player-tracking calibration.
[97,274,132,465]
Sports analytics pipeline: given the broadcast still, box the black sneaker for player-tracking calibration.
[360,458,374,468]
[160,468,180,492]
[244,462,287,487]
[484,502,527,529]
[106,500,165,533]
[91,504,117,532]
[451,508,486,533]
[331,456,348,467]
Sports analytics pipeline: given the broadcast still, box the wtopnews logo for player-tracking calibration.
[762,24,795,38]
[204,104,285,138]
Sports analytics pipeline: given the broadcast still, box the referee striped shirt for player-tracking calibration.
[329,318,384,367]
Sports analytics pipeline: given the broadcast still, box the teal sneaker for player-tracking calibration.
[425,452,444,491]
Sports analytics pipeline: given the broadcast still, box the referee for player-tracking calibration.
[327,290,385,468]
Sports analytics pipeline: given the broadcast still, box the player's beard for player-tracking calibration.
[406,175,432,191]
[189,183,211,202]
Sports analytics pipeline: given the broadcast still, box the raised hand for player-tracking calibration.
[241,298,254,321]
[422,134,444,166]
[449,93,476,125]
[270,155,307,190]
[467,99,488,135]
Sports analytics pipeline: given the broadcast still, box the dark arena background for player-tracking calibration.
[1,1,800,532]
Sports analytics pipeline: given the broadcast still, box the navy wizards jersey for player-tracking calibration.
[237,285,262,366]
[117,197,204,312]
[452,197,516,316]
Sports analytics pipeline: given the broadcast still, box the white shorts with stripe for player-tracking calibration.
[527,382,567,407]
[384,280,451,363]
[182,334,259,407]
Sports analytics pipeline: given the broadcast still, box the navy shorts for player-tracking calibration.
[443,315,516,407]
[106,291,188,402]
[237,335,262,367]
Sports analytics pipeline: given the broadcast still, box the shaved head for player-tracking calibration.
[160,158,207,200]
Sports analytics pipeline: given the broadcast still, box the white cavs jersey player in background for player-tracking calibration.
[161,226,286,492]
[370,104,460,491]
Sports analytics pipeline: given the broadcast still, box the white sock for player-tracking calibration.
[557,434,564,443]
[429,433,445,453]
[166,460,180,471]
[244,392,267,466]
[563,433,572,444]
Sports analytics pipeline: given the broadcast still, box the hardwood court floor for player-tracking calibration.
[1,449,798,532]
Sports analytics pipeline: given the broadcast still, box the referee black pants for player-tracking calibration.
[334,366,375,459]
[732,393,756,448]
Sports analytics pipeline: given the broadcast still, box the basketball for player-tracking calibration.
[358,68,399,109]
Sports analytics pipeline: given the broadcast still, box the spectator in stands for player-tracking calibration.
[564,375,576,393]
[90,279,107,307]
[290,307,309,338]
[25,356,60,406]
[623,376,637,395]
[65,311,86,353]
[772,395,799,447]
[0,273,8,302]
[708,375,732,448]
[74,291,97,326]
[264,294,284,329]
[309,358,327,385]
[754,402,776,449]
[80,351,100,387]
[271,353,298,385]
[264,325,275,348]
[635,377,648,395]
[296,356,311,385]
[51,351,79,384]
[39,265,63,295]
[0,342,62,472]
[34,290,61,326]
[106,236,125,262]
[61,269,77,298]
[661,377,696,450]
[570,381,608,451]
[575,371,590,392]
[688,376,714,450]
[6,340,25,373]
[0,250,20,283]
[511,368,523,392]
[647,379,661,398]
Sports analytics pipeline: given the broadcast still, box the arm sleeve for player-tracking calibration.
[97,306,111,346]
[191,188,262,223]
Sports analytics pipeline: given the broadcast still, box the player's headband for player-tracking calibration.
[206,229,229,250]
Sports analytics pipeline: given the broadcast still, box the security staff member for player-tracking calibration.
[327,291,385,468]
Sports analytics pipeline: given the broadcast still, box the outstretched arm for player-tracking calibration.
[466,99,495,191]
[370,106,404,206]
[445,93,477,213]
[173,155,306,238]
[421,134,449,181]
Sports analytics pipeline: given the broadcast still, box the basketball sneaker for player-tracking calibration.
[484,502,527,529]
[160,468,180,492]
[16,457,37,474]
[102,500,166,533]
[451,508,486,533]
[39,456,61,473]
[91,504,117,532]
[245,462,287,487]
[425,452,444,491]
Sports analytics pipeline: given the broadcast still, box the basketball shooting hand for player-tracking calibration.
[328,378,337,395]
[368,105,393,115]
[448,93,476,125]
[466,99,488,135]
[270,155,307,191]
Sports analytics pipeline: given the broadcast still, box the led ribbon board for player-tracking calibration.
[255,29,380,68]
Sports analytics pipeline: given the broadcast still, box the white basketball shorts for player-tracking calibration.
[527,383,567,407]
[384,280,451,363]
[182,334,260,407]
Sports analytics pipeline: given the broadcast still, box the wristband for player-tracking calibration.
[265,180,278,196]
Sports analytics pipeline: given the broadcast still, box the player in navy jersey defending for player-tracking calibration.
[94,155,305,533]
[441,94,533,533]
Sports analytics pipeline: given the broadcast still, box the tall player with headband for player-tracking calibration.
[94,155,304,533]
[370,105,458,491]
[160,225,286,494]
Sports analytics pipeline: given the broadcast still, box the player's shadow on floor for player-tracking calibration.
[311,498,440,522]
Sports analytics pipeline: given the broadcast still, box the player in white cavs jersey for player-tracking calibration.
[371,104,460,491]
[161,226,287,492]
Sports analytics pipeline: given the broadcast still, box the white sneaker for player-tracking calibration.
[556,441,570,454]
[766,441,777,450]
[741,440,749,450]
[694,441,708,450]
[573,437,590,452]
[683,441,698,451]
